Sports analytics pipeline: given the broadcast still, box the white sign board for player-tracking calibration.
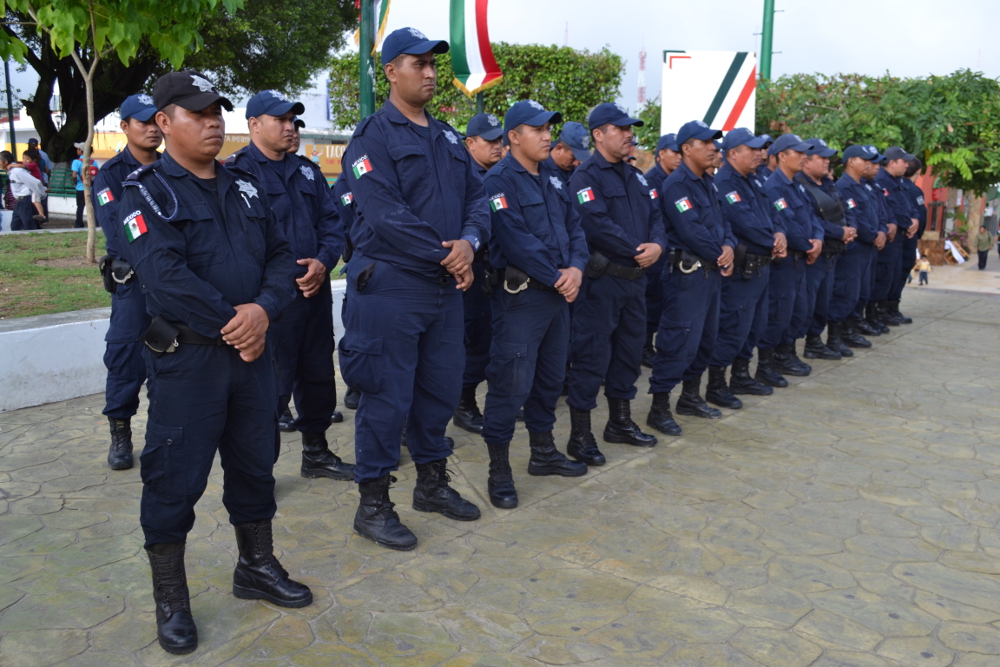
[660,50,757,136]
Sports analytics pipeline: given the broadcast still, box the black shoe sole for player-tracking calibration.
[301,468,354,481]
[233,584,313,608]
[674,406,722,419]
[108,460,133,470]
[489,495,518,509]
[411,501,481,521]
[603,432,657,448]
[527,463,588,477]
[569,451,608,464]
[754,376,788,389]
[353,525,417,551]
[158,637,198,655]
[705,397,743,410]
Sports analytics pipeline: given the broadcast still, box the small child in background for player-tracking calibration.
[916,256,932,286]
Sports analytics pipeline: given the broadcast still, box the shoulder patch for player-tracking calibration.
[674,197,693,212]
[96,188,115,206]
[774,198,788,211]
[340,192,354,206]
[351,155,373,178]
[577,187,595,204]
[489,193,508,211]
[725,191,741,204]
[123,210,148,242]
[549,175,563,190]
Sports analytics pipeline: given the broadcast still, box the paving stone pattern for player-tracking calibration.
[0,286,998,666]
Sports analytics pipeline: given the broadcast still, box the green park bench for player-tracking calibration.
[48,166,78,197]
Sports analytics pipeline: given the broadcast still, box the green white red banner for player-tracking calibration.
[354,0,391,55]
[450,0,503,97]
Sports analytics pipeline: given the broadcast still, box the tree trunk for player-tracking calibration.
[82,70,97,264]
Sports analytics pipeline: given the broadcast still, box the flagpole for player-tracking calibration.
[359,0,376,120]
[475,92,483,115]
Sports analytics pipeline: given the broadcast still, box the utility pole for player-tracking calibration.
[359,0,376,120]
[760,0,775,80]
[4,60,16,158]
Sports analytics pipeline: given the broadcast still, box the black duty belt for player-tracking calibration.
[586,251,647,281]
[142,316,224,357]
[176,324,226,346]
[789,250,807,260]
[499,266,557,293]
[668,249,720,274]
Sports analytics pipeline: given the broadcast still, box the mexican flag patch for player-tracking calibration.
[124,210,147,243]
[97,188,114,206]
[725,191,741,204]
[649,189,658,200]
[489,194,508,211]
[352,155,373,178]
[847,199,857,209]
[774,198,788,211]
[674,197,692,213]
[341,192,354,206]
[577,188,595,204]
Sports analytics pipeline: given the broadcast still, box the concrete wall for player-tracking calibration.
[0,282,347,413]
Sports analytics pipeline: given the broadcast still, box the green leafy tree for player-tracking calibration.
[328,43,624,132]
[0,0,240,261]
[634,96,661,150]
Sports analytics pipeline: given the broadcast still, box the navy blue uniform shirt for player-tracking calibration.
[904,179,927,238]
[332,173,356,269]
[862,177,891,233]
[764,168,823,253]
[643,163,670,193]
[836,173,881,244]
[228,141,344,276]
[659,160,735,261]
[875,168,917,233]
[115,151,297,339]
[756,164,773,181]
[715,162,777,256]
[568,149,666,264]
[542,156,575,190]
[343,100,490,281]
[795,172,850,241]
[484,153,588,287]
[93,147,156,259]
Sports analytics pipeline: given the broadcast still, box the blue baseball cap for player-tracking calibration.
[656,133,679,153]
[842,144,883,162]
[676,120,723,147]
[466,113,503,141]
[768,133,814,156]
[805,138,838,158]
[721,127,768,152]
[246,90,305,120]
[588,102,643,131]
[556,121,591,162]
[381,27,449,66]
[713,140,723,151]
[758,134,774,147]
[120,94,157,122]
[504,100,562,133]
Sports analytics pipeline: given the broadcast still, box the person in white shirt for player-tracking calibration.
[1,150,48,231]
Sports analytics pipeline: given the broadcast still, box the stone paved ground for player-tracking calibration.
[1,282,999,667]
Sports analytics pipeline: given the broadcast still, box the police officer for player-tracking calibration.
[92,94,160,470]
[900,156,927,300]
[873,146,919,325]
[116,70,309,655]
[859,157,893,335]
[828,145,885,354]
[564,102,663,464]
[341,28,487,551]
[288,117,305,154]
[641,133,680,366]
[332,172,360,410]
[452,112,504,433]
[794,139,857,361]
[544,121,591,187]
[756,134,823,387]
[756,135,775,179]
[227,90,351,479]
[646,120,734,437]
[706,128,784,409]
[480,99,589,508]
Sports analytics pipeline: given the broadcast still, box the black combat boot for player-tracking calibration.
[278,404,295,432]
[754,348,788,388]
[108,418,134,470]
[705,366,743,409]
[773,343,811,377]
[301,432,354,480]
[233,520,313,608]
[842,319,873,348]
[853,313,881,336]
[804,334,841,360]
[675,377,723,419]
[343,387,360,410]
[146,542,198,654]
[865,304,890,334]
[641,331,656,368]
[879,300,903,326]
[887,299,912,324]
[412,458,481,521]
[566,408,607,465]
[729,357,773,396]
[527,431,588,477]
[646,392,682,435]
[452,384,484,434]
[825,322,853,358]
[604,398,657,447]
[354,474,418,551]
[486,442,518,508]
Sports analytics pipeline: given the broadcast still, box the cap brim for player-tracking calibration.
[569,146,591,162]
[175,92,234,112]
[475,127,503,141]
[614,114,644,128]
[694,128,724,141]
[524,110,563,128]
[658,142,679,153]
[818,147,838,158]
[407,39,450,57]
[294,120,305,129]
[128,107,158,122]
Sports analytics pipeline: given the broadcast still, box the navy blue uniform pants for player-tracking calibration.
[340,257,463,483]
[798,254,838,338]
[140,344,279,547]
[271,279,337,435]
[10,196,37,231]
[462,258,492,388]
[103,280,151,419]
[872,233,903,302]
[709,266,770,368]
[759,257,805,350]
[891,235,919,302]
[567,274,645,411]
[483,288,569,446]
[648,267,721,394]
[829,243,873,323]
[644,259,666,334]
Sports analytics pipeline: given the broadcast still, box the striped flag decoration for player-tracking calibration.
[353,0,391,55]
[450,0,503,97]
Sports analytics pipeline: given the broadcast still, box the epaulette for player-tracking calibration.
[224,145,250,167]
[223,162,258,181]
[123,162,158,183]
[485,160,507,179]
[353,112,379,137]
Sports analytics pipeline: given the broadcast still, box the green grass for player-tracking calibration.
[0,231,110,319]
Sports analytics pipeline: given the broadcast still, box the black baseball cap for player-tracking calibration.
[153,70,233,112]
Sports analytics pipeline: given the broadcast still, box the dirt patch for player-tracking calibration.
[33,257,98,269]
